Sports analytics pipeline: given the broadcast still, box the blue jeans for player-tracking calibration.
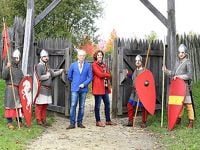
[70,91,87,125]
[94,90,111,122]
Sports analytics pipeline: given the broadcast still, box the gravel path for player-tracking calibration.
[27,95,162,150]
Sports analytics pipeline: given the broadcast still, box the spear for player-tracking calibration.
[2,17,21,129]
[161,37,166,127]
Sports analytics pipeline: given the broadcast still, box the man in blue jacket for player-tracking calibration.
[66,49,92,129]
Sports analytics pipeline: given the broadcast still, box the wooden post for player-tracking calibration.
[22,0,34,75]
[118,47,124,115]
[34,0,61,26]
[65,46,71,116]
[112,39,119,118]
[167,0,176,70]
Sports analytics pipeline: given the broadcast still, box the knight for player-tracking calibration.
[2,49,24,129]
[125,55,148,128]
[34,49,64,126]
[163,44,194,128]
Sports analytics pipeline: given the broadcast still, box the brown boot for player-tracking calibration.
[187,120,193,128]
[37,120,43,126]
[7,123,15,129]
[176,118,181,125]
[140,122,147,128]
[125,121,133,127]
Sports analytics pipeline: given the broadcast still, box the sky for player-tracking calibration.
[96,0,200,40]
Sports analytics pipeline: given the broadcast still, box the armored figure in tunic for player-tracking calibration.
[2,49,24,129]
[35,49,64,126]
[126,55,148,128]
[163,44,194,128]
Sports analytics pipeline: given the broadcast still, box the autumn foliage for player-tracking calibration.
[79,29,117,56]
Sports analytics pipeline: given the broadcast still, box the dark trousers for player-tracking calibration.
[94,90,111,122]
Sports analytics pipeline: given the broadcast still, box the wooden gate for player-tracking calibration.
[35,38,71,116]
[112,38,164,117]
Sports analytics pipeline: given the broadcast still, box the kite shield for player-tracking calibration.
[135,69,156,115]
[168,78,186,131]
[33,65,40,104]
[19,76,32,128]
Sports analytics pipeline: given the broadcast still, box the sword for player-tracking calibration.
[188,80,196,118]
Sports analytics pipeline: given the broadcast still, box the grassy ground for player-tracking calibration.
[0,79,199,149]
[148,81,200,149]
[0,80,53,150]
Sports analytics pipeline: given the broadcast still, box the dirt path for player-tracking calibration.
[27,95,161,150]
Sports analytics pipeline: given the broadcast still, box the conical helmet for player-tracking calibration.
[135,55,142,61]
[178,44,188,53]
[40,49,48,57]
[12,49,21,59]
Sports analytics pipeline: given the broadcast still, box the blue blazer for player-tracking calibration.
[67,61,92,92]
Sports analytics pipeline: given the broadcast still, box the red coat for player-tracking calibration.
[92,61,111,95]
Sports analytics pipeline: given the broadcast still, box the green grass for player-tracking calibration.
[0,80,54,150]
[147,81,200,149]
[0,79,199,149]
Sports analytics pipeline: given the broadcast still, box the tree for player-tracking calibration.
[34,0,103,44]
[0,0,103,45]
[105,29,117,53]
[0,0,26,29]
[145,31,158,44]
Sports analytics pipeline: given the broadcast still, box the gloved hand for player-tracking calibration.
[79,84,84,88]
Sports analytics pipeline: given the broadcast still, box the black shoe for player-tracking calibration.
[126,123,133,127]
[77,124,86,128]
[42,122,51,127]
[176,118,181,125]
[140,122,147,128]
[123,121,132,127]
[66,125,75,129]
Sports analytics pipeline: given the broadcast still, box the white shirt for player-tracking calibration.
[78,61,84,73]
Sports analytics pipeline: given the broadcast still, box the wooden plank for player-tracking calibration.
[123,55,134,71]
[65,47,71,116]
[117,47,124,115]
[140,0,168,28]
[48,104,65,114]
[124,49,163,56]
[22,0,34,75]
[35,0,62,26]
[112,39,118,118]
[167,0,176,70]
[36,49,66,55]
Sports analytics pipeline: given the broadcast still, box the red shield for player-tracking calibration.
[135,69,156,115]
[168,78,186,131]
[33,65,40,104]
[19,76,32,128]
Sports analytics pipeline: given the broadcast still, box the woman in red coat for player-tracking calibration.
[92,50,116,127]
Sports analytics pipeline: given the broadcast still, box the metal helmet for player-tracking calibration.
[12,49,21,59]
[178,44,188,53]
[135,55,142,61]
[40,49,48,57]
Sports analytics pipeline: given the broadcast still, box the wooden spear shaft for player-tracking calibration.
[3,18,21,129]
[161,38,166,127]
